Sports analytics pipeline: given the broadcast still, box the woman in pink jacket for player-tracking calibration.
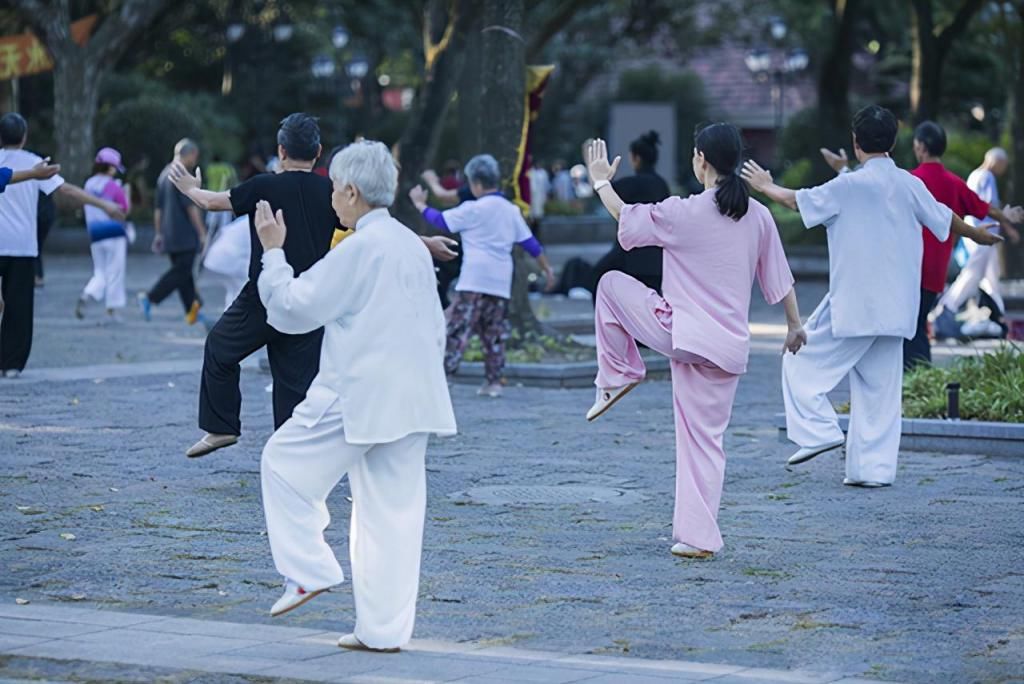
[584,124,806,559]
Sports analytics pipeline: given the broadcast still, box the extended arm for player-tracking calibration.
[408,185,460,260]
[952,213,1003,246]
[168,161,233,211]
[11,159,61,184]
[421,170,460,206]
[741,161,798,210]
[55,183,126,221]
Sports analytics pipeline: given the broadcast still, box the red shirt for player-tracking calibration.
[911,162,990,293]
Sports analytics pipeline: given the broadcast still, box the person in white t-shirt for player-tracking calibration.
[743,105,1001,488]
[410,154,554,397]
[934,147,1021,338]
[202,213,251,310]
[0,113,125,377]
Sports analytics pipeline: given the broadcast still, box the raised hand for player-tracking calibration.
[103,200,127,223]
[740,160,774,193]
[820,148,849,174]
[255,200,287,250]
[1003,204,1024,224]
[409,184,429,210]
[168,161,201,194]
[585,138,621,183]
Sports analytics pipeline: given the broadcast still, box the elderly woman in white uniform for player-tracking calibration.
[254,140,456,652]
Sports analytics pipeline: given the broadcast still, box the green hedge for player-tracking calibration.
[903,344,1024,423]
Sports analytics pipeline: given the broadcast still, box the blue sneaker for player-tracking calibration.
[932,307,961,340]
[137,292,152,322]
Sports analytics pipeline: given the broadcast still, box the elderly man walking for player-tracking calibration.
[254,140,456,652]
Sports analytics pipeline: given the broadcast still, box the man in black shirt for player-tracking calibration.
[171,114,336,457]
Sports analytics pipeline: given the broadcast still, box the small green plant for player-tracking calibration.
[903,344,1023,423]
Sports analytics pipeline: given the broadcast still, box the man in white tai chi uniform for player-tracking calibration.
[254,140,456,652]
[743,105,1001,488]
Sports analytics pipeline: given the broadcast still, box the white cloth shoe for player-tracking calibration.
[670,542,713,559]
[270,579,327,617]
[787,438,845,466]
[842,478,891,489]
[337,633,400,653]
[477,383,503,398]
[586,383,639,422]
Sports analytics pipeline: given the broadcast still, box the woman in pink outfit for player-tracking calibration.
[583,124,807,559]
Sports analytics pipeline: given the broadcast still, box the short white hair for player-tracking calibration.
[329,140,398,207]
[985,147,1008,163]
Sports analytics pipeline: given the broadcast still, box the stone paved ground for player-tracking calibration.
[0,254,1021,683]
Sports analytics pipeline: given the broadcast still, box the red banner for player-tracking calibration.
[0,15,97,81]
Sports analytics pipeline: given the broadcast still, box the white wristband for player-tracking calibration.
[593,180,611,192]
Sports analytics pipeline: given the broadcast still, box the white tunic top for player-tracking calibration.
[795,156,952,340]
[258,208,457,445]
[0,149,65,257]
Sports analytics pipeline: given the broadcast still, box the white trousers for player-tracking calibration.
[939,239,1004,314]
[261,406,429,649]
[82,237,127,309]
[782,295,904,484]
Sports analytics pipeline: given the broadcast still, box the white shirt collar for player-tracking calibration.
[862,155,894,168]
[356,208,391,230]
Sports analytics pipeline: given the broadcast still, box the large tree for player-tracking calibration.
[11,0,172,184]
[908,0,986,123]
[816,0,866,160]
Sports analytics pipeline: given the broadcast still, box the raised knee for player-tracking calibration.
[596,270,630,298]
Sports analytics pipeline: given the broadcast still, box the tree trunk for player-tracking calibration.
[909,0,986,123]
[457,21,483,162]
[51,50,101,185]
[394,0,480,228]
[1006,4,1024,278]
[477,0,542,336]
[815,0,862,180]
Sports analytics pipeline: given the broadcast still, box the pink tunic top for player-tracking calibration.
[618,189,794,375]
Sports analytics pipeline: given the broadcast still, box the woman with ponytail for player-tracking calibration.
[582,123,806,559]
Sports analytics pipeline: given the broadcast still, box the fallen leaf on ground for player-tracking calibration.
[89,505,104,512]
[59,533,76,541]
[15,598,29,605]
[70,594,86,601]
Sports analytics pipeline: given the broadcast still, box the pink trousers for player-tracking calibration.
[595,272,740,552]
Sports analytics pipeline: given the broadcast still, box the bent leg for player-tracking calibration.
[846,336,904,485]
[593,271,675,388]
[444,292,480,376]
[267,327,324,429]
[782,296,871,448]
[939,241,986,312]
[670,360,740,552]
[261,406,354,591]
[477,295,509,385]
[348,433,429,649]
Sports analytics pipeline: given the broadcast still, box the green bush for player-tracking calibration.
[903,344,1024,423]
[778,158,814,189]
[98,98,202,186]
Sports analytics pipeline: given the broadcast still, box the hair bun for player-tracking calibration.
[641,131,661,146]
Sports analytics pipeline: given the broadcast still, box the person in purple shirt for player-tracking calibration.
[410,154,555,397]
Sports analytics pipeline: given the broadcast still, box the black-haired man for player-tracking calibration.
[742,105,1002,488]
[0,113,125,377]
[172,114,457,457]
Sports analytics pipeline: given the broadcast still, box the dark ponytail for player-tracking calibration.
[629,130,660,170]
[695,122,749,220]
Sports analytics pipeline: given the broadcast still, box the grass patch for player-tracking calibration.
[462,330,594,364]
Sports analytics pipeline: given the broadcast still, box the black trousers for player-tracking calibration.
[904,288,938,371]
[198,283,323,435]
[0,256,36,372]
[149,250,199,312]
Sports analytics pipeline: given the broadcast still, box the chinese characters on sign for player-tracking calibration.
[0,15,97,80]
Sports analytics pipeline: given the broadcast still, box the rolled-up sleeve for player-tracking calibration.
[756,213,795,305]
[795,176,844,229]
[618,197,683,250]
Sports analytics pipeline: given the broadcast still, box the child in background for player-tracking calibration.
[76,148,131,322]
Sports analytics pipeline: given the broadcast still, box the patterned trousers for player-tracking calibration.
[445,291,510,384]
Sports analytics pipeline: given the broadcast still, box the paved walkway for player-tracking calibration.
[1,254,1020,683]
[0,604,885,683]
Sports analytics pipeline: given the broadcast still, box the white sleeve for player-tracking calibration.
[38,175,65,196]
[441,200,479,233]
[794,175,844,229]
[258,237,378,335]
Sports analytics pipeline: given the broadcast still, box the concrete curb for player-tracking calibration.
[453,357,671,388]
[774,413,1024,457]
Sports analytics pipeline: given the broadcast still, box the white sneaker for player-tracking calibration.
[787,438,845,466]
[477,383,503,397]
[3,369,21,379]
[960,319,1004,339]
[670,542,713,559]
[586,383,639,422]
[842,478,891,489]
[269,579,327,617]
[337,633,400,653]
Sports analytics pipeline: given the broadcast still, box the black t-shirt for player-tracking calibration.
[229,171,338,283]
[611,170,671,278]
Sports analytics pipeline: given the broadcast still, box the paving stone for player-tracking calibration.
[260,652,386,681]
[135,615,329,641]
[0,617,107,640]
[0,634,52,653]
[464,663,599,683]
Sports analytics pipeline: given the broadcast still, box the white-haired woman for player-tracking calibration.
[254,140,457,652]
[410,154,554,397]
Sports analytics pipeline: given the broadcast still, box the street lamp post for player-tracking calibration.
[744,19,808,166]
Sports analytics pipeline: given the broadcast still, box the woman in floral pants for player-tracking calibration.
[410,154,554,397]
